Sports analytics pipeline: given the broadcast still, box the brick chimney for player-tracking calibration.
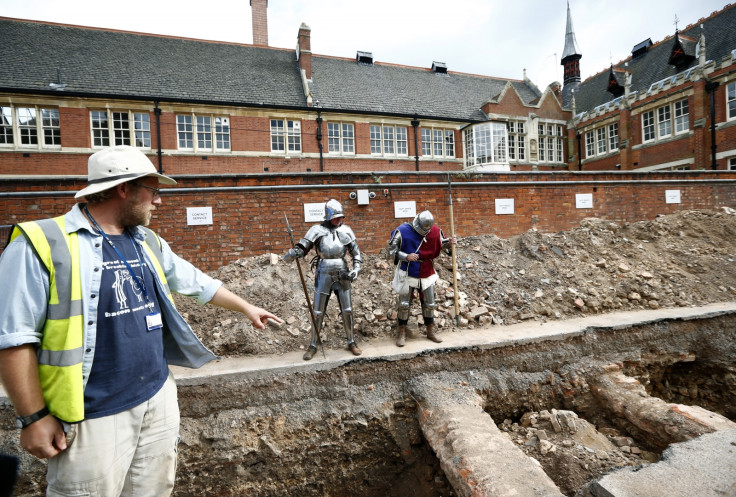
[250,0,268,46]
[297,23,312,80]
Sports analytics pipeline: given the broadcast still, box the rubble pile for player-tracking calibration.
[174,208,736,357]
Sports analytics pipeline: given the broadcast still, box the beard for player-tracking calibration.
[119,197,154,227]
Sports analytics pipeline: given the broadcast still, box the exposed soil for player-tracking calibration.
[175,207,736,358]
[171,207,736,495]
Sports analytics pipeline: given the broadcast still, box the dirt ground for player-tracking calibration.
[171,207,736,495]
[176,207,736,358]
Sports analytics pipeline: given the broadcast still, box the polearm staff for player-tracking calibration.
[284,213,325,359]
[447,174,460,325]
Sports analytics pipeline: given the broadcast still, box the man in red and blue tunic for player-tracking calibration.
[387,211,456,347]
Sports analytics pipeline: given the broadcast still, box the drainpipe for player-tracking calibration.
[705,81,719,170]
[411,117,420,171]
[576,132,582,170]
[316,112,324,172]
[154,101,163,174]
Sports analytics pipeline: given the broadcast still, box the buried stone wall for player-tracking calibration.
[1,307,735,496]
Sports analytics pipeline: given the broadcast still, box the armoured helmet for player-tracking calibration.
[324,199,345,221]
[412,210,434,236]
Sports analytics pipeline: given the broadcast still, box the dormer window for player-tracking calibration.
[606,66,625,97]
[668,31,696,69]
[356,51,373,65]
[431,61,447,74]
[632,38,652,58]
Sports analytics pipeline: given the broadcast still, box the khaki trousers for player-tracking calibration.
[46,372,180,497]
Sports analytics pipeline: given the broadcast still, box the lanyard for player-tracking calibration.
[84,205,154,308]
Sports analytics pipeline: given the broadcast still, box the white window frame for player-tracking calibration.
[421,127,455,159]
[729,157,736,170]
[596,127,607,155]
[464,122,508,167]
[507,121,526,161]
[0,105,61,149]
[727,82,736,121]
[642,110,655,143]
[270,118,301,154]
[674,99,689,134]
[92,109,151,149]
[608,123,619,151]
[658,105,672,138]
[538,122,564,163]
[585,131,595,158]
[370,124,408,157]
[327,122,354,155]
[176,113,230,152]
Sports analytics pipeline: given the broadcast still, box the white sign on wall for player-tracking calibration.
[186,207,213,225]
[495,198,515,215]
[575,193,594,209]
[394,201,416,218]
[304,203,326,222]
[665,190,682,204]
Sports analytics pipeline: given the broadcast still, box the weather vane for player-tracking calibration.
[674,14,679,31]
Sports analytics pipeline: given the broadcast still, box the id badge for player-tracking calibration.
[146,312,163,331]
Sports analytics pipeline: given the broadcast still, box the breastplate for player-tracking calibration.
[316,232,347,259]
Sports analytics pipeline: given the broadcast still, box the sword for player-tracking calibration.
[284,213,325,359]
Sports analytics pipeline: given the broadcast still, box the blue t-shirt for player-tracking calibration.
[84,231,168,418]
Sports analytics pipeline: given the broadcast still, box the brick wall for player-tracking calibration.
[2,171,735,272]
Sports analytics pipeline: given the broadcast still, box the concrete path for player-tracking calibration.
[167,301,736,386]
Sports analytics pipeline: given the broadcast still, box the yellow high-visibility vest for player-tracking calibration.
[11,216,171,423]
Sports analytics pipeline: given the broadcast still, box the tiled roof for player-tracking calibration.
[573,4,736,116]
[0,19,307,108]
[311,56,541,121]
[0,17,542,123]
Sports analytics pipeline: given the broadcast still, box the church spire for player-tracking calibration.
[561,1,582,108]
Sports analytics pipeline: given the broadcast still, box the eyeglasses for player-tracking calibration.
[133,182,161,198]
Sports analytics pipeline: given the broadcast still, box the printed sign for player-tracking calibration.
[186,207,213,225]
[495,198,515,215]
[394,201,416,219]
[575,193,594,209]
[665,190,681,204]
[304,202,326,222]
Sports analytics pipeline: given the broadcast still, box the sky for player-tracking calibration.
[1,0,730,88]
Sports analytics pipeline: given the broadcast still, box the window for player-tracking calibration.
[327,122,354,154]
[538,123,564,163]
[92,110,150,148]
[270,119,301,153]
[642,110,655,142]
[658,105,671,138]
[370,124,407,156]
[729,157,736,170]
[674,99,689,133]
[608,123,619,151]
[0,105,61,148]
[507,121,526,161]
[596,127,607,155]
[642,99,688,144]
[421,127,455,158]
[585,131,595,158]
[727,82,736,121]
[176,114,230,152]
[464,122,508,167]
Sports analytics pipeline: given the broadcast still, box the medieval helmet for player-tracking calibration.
[324,199,345,220]
[412,210,434,236]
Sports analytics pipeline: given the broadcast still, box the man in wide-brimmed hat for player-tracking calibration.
[0,145,281,496]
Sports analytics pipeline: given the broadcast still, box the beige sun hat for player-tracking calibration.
[75,145,177,199]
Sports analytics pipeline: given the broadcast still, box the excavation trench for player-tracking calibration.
[2,303,736,497]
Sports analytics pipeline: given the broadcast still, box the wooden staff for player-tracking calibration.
[447,174,460,325]
[284,213,324,359]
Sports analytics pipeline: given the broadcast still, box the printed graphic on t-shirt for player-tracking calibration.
[103,258,152,317]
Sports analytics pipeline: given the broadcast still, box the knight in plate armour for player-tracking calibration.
[386,210,456,347]
[284,199,362,360]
